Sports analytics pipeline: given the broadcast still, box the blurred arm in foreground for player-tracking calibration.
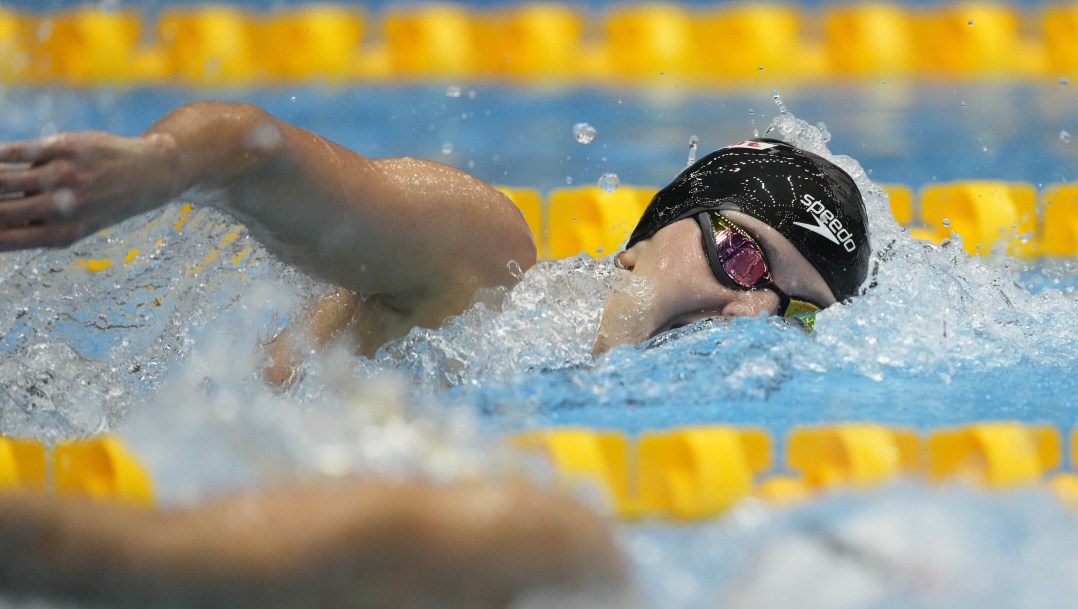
[0,479,625,609]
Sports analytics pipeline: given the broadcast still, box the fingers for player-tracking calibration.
[0,192,76,226]
[0,166,45,196]
[0,134,100,252]
[0,139,55,163]
[0,221,83,252]
[0,134,77,164]
[0,160,77,197]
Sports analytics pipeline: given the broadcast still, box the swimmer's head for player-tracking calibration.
[627,138,871,303]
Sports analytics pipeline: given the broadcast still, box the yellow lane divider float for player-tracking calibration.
[0,436,46,491]
[513,422,1078,520]
[4,422,1078,517]
[2,3,1078,85]
[0,434,152,507]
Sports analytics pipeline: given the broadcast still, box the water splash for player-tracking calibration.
[598,172,620,192]
[771,90,788,115]
[762,107,1078,384]
[687,135,699,166]
[373,255,620,391]
[573,122,597,144]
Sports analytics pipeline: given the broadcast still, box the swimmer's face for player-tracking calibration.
[593,211,837,354]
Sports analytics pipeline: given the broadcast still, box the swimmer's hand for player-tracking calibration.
[0,480,628,609]
[258,289,362,389]
[0,131,182,251]
[258,326,305,388]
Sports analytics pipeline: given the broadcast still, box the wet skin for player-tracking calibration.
[593,210,837,354]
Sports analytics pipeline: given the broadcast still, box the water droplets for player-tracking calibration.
[440,142,453,155]
[816,122,831,143]
[1059,76,1069,86]
[771,90,788,115]
[55,189,77,217]
[598,172,619,192]
[1061,130,1071,144]
[573,122,597,144]
[687,135,699,166]
[245,122,282,151]
[445,85,462,98]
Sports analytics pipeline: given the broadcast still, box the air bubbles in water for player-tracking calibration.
[445,85,462,98]
[1059,77,1069,86]
[598,172,619,192]
[441,142,453,155]
[573,122,597,144]
[1061,130,1072,144]
[687,135,699,166]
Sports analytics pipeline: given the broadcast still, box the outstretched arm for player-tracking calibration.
[0,480,625,609]
[0,101,536,329]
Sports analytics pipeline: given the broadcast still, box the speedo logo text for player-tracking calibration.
[793,193,857,252]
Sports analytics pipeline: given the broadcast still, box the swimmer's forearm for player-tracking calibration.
[141,101,285,197]
[0,493,184,607]
[0,482,625,609]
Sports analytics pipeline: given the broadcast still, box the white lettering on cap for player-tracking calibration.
[726,140,778,150]
[793,193,857,252]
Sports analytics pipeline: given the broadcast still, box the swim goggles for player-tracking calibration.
[694,210,822,330]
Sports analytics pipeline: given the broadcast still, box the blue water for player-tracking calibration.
[1,83,1078,608]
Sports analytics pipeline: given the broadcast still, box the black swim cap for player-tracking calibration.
[626,138,870,302]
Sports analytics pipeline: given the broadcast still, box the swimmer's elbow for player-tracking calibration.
[493,190,539,282]
[508,221,539,277]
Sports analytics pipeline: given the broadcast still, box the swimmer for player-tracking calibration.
[0,102,869,606]
[0,103,869,376]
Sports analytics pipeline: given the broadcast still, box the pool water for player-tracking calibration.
[1,83,1077,608]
